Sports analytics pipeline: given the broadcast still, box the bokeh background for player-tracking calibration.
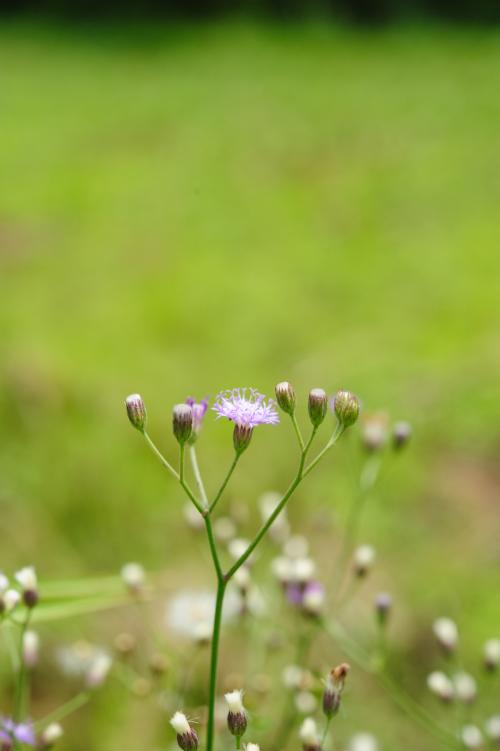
[0,3,499,750]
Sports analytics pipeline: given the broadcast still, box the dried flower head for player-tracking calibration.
[299,717,321,751]
[225,690,247,738]
[213,389,279,428]
[323,663,350,718]
[40,723,63,748]
[275,382,296,415]
[125,394,147,431]
[170,712,198,751]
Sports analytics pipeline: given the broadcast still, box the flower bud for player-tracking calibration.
[461,725,483,750]
[275,382,296,415]
[246,744,260,751]
[40,723,63,748]
[374,592,392,626]
[308,388,327,428]
[22,630,40,668]
[302,581,325,617]
[170,712,198,751]
[233,423,253,454]
[186,398,208,444]
[392,421,412,450]
[453,672,477,704]
[353,545,376,577]
[15,566,38,608]
[433,617,458,653]
[322,663,350,718]
[427,671,454,701]
[225,690,247,738]
[125,394,147,431]
[120,562,145,594]
[173,404,193,445]
[2,589,21,613]
[483,638,500,671]
[299,717,321,751]
[332,390,360,428]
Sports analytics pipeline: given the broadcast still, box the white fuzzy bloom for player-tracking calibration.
[427,671,454,700]
[183,503,205,530]
[290,557,316,584]
[170,711,191,734]
[228,538,251,561]
[461,725,483,749]
[348,733,379,751]
[15,566,37,591]
[0,572,9,593]
[433,617,458,651]
[233,566,251,591]
[246,744,260,751]
[300,717,319,746]
[3,589,21,612]
[213,516,237,543]
[225,689,244,714]
[40,723,64,746]
[166,589,239,643]
[283,535,309,559]
[23,630,40,668]
[485,715,500,742]
[85,653,112,688]
[295,691,318,714]
[484,638,500,669]
[302,585,325,615]
[121,562,145,592]
[354,545,376,574]
[453,672,477,703]
[272,556,294,583]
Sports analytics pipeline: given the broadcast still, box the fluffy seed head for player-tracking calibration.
[308,388,327,427]
[484,638,500,670]
[485,715,500,742]
[173,404,193,445]
[332,390,360,427]
[40,723,63,748]
[170,712,198,751]
[85,653,112,689]
[427,671,454,701]
[433,617,458,652]
[0,573,9,594]
[354,545,376,576]
[302,581,325,616]
[225,690,247,737]
[2,589,21,612]
[121,562,145,593]
[461,725,483,749]
[246,744,260,751]
[361,413,388,452]
[275,382,296,415]
[453,672,477,704]
[125,394,147,431]
[348,734,378,751]
[300,717,321,751]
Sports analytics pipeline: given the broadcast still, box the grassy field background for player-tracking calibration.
[0,19,499,750]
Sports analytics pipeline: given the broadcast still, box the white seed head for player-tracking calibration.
[427,671,454,701]
[170,711,191,735]
[23,629,40,668]
[121,562,145,591]
[85,653,112,688]
[484,638,500,669]
[453,672,477,703]
[228,538,251,561]
[433,617,458,651]
[300,717,319,746]
[302,585,325,615]
[183,503,205,531]
[41,723,64,746]
[246,744,260,751]
[0,572,9,593]
[15,566,37,592]
[192,621,212,644]
[290,557,316,584]
[3,589,21,612]
[348,733,379,751]
[271,556,294,583]
[354,545,376,574]
[233,566,251,592]
[213,516,237,542]
[224,689,245,714]
[295,691,318,714]
[461,725,483,749]
[283,535,309,559]
[485,715,500,742]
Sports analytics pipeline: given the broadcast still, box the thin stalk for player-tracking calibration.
[209,453,240,515]
[205,515,224,582]
[291,413,305,451]
[206,579,226,751]
[302,423,345,479]
[33,691,90,730]
[321,716,332,746]
[13,611,31,721]
[143,431,179,479]
[189,445,209,509]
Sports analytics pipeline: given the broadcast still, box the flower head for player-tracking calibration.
[1,719,36,747]
[186,398,208,442]
[213,389,279,428]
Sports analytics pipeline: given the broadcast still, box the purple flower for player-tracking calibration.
[186,397,208,438]
[212,389,279,428]
[1,718,36,747]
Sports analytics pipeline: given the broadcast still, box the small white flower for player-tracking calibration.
[271,556,294,583]
[15,566,37,592]
[85,652,112,688]
[170,711,191,735]
[3,589,21,612]
[453,672,477,703]
[246,744,260,751]
[40,723,64,746]
[121,562,145,592]
[433,617,458,651]
[213,516,237,542]
[354,545,376,574]
[290,557,316,584]
[427,671,454,701]
[348,733,379,751]
[283,535,309,559]
[461,724,483,749]
[300,717,319,746]
[485,715,500,742]
[295,690,317,714]
[484,638,500,669]
[224,689,244,714]
[0,572,9,593]
[23,630,40,668]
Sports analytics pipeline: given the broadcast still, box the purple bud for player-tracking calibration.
[173,404,193,445]
[233,423,253,454]
[308,388,327,428]
[125,394,147,431]
[275,382,296,415]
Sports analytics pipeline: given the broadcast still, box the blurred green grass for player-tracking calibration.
[0,19,499,748]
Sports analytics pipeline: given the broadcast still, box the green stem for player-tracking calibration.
[143,431,179,479]
[209,453,240,515]
[189,445,209,509]
[321,716,332,746]
[33,691,90,730]
[179,443,185,484]
[13,611,31,722]
[291,413,305,451]
[205,515,224,582]
[206,578,226,751]
[302,423,345,478]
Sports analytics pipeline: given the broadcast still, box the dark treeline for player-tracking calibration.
[2,0,500,23]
